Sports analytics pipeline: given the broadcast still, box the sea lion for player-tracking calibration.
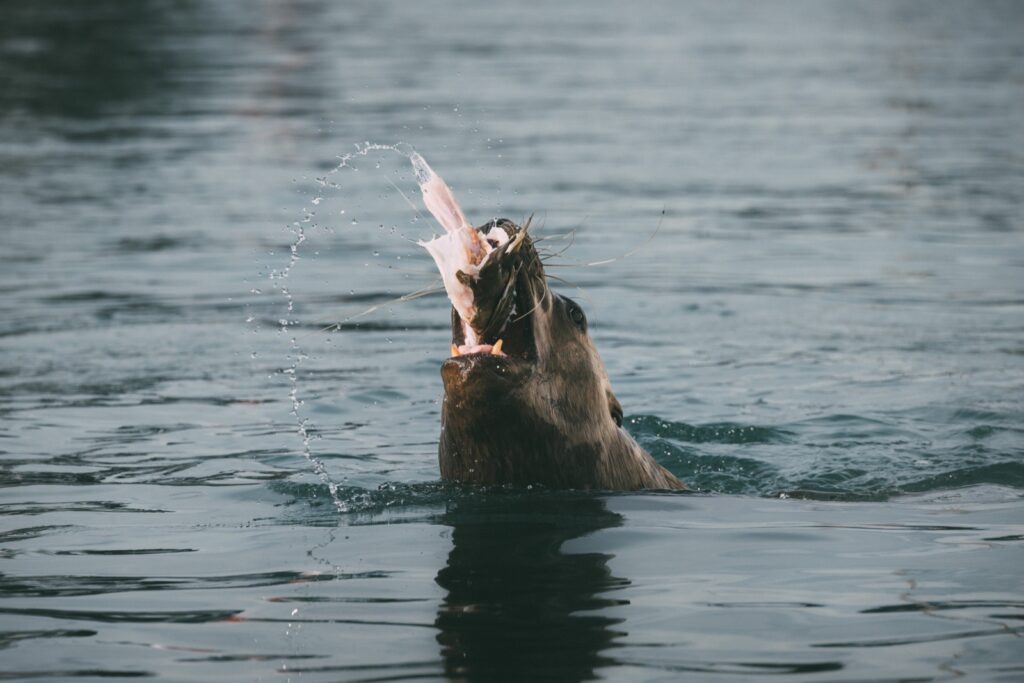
[414,154,683,490]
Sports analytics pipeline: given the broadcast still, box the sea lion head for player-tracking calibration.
[441,218,621,419]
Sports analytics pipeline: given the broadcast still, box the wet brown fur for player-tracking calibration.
[437,220,684,491]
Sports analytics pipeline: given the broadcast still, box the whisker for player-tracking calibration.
[546,228,577,259]
[538,210,662,266]
[522,213,536,234]
[294,280,445,342]
[533,231,578,243]
[370,262,438,276]
[386,176,425,222]
[545,272,594,306]
[335,282,444,326]
[581,208,664,267]
[511,291,544,324]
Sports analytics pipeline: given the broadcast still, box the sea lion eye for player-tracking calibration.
[567,301,586,330]
[608,392,624,427]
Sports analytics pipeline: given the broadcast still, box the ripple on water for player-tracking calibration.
[628,410,1024,500]
[1,1,1022,681]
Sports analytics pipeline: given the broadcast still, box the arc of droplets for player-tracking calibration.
[268,142,418,513]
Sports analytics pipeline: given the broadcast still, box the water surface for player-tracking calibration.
[1,1,1023,680]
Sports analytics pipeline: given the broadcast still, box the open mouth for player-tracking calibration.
[445,220,539,364]
[447,294,537,362]
[410,152,541,369]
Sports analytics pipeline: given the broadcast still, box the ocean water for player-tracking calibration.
[1,1,1023,680]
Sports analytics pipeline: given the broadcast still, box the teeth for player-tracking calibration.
[450,340,504,357]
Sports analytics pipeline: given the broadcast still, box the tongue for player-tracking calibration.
[457,343,499,356]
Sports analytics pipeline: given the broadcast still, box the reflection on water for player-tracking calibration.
[435,495,625,681]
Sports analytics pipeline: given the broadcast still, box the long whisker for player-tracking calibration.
[533,230,577,246]
[291,281,445,343]
[543,228,577,260]
[582,208,665,267]
[386,176,425,222]
[370,262,438,276]
[544,273,576,287]
[540,214,587,252]
[511,291,544,324]
[538,261,597,268]
[544,272,594,306]
[522,213,535,234]
[329,282,444,329]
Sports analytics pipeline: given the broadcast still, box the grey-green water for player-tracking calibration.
[1,1,1022,680]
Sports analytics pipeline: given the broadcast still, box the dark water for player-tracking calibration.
[2,1,1023,680]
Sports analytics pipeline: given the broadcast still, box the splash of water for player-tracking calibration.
[266,141,424,513]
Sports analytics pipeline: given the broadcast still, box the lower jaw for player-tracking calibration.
[441,353,530,390]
